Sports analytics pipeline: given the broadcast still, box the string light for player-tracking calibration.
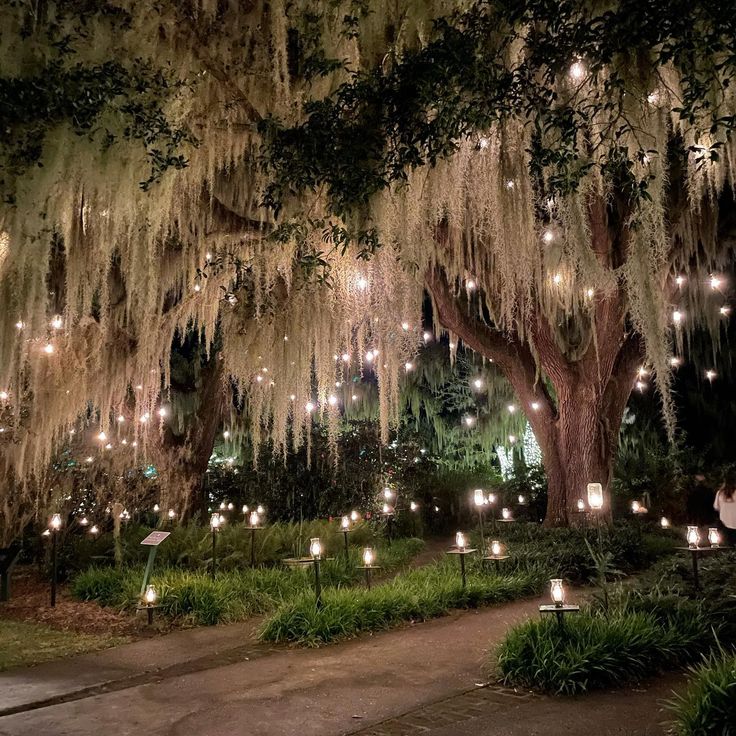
[97,431,107,442]
[328,395,338,406]
[672,310,683,324]
[306,401,315,413]
[720,306,731,316]
[505,180,515,189]
[423,331,432,342]
[473,378,483,389]
[670,356,681,367]
[552,273,562,285]
[463,416,475,427]
[0,390,8,401]
[507,404,516,413]
[401,321,410,331]
[50,315,63,329]
[43,343,54,354]
[530,401,540,411]
[356,275,368,290]
[675,274,685,287]
[15,320,24,330]
[636,380,646,392]
[117,415,125,423]
[706,369,716,381]
[404,362,414,372]
[466,279,476,290]
[542,229,554,244]
[710,275,722,290]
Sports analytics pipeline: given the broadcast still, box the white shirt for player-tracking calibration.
[714,490,736,529]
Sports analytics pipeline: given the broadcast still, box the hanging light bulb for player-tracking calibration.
[49,514,62,531]
[672,310,683,325]
[97,431,107,442]
[305,401,316,413]
[350,510,360,522]
[0,390,8,401]
[328,395,338,407]
[530,401,540,411]
[660,516,670,528]
[568,58,586,80]
[50,315,63,330]
[706,369,717,382]
[464,416,475,427]
[507,404,516,414]
[410,501,418,512]
[89,524,99,535]
[79,516,89,526]
[153,504,160,513]
[43,343,54,354]
[542,229,554,244]
[404,362,414,372]
[473,378,483,390]
[423,331,432,342]
[257,505,264,515]
[710,275,722,290]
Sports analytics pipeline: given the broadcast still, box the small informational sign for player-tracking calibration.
[140,531,171,546]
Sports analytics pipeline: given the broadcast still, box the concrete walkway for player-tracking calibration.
[0,595,682,736]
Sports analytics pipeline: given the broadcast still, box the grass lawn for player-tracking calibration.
[0,619,129,671]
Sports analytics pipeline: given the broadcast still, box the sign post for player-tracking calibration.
[139,531,170,597]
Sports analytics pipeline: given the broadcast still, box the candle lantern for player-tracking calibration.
[687,526,700,549]
[310,538,323,608]
[708,528,721,548]
[550,578,565,607]
[587,482,603,510]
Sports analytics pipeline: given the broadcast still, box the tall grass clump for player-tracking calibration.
[669,650,736,735]
[71,538,424,626]
[495,593,711,695]
[260,557,547,646]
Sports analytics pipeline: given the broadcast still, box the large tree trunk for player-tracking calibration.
[426,266,643,527]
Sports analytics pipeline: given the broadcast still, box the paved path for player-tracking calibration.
[0,595,682,736]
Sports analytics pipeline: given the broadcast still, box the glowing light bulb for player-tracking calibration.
[508,435,517,444]
[706,369,716,381]
[720,306,730,316]
[550,578,565,606]
[577,499,585,512]
[464,416,475,427]
[241,504,249,515]
[478,136,489,150]
[670,357,681,367]
[97,431,107,442]
[382,503,393,515]
[90,525,99,535]
[257,505,264,515]
[542,229,554,244]
[341,352,350,363]
[50,315,63,330]
[675,275,685,287]
[168,509,176,519]
[363,547,374,566]
[350,510,360,522]
[647,90,660,105]
[636,381,646,392]
[383,488,393,500]
[117,415,125,423]
[401,321,410,331]
[660,516,670,528]
[507,404,516,414]
[158,407,167,418]
[328,395,338,407]
[710,275,722,290]
[631,500,641,513]
[15,320,24,330]
[505,180,515,190]
[404,362,414,372]
[569,59,586,80]
[487,493,496,505]
[530,401,540,411]
[473,378,483,389]
[153,504,160,512]
[144,585,157,606]
[672,310,683,324]
[518,494,526,505]
[356,275,368,290]
[552,273,562,285]
[466,279,476,290]
[193,284,201,292]
[687,525,700,548]
[85,456,93,463]
[585,288,595,299]
[587,483,603,510]
[423,332,432,342]
[309,537,322,559]
[104,443,112,450]
[0,391,8,401]
[410,501,418,512]
[43,343,54,354]
[50,513,62,531]
[79,516,89,526]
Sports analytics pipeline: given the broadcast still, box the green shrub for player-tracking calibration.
[260,557,547,646]
[495,595,711,695]
[670,650,736,735]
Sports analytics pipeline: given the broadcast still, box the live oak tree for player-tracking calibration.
[1,1,735,533]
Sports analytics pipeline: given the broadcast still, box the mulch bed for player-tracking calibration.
[1,566,152,638]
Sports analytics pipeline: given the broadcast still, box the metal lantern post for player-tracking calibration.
[310,537,323,609]
[358,547,380,590]
[446,532,476,589]
[210,513,221,580]
[49,514,62,607]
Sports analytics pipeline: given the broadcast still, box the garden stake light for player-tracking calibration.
[340,515,351,556]
[248,511,263,567]
[483,539,509,574]
[539,578,580,628]
[473,489,486,554]
[446,531,476,589]
[49,513,62,607]
[139,584,159,625]
[210,512,221,580]
[677,526,724,591]
[357,547,380,590]
[310,537,323,609]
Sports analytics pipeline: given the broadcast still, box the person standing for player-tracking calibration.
[714,468,736,546]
